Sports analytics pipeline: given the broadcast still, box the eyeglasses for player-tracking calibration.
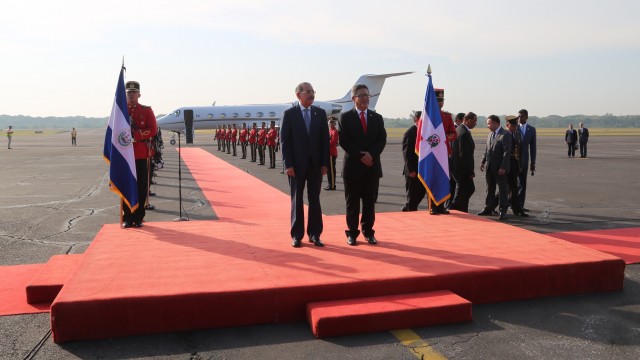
[355,94,371,99]
[300,90,316,95]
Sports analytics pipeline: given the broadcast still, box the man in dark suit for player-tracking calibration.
[478,115,512,220]
[280,82,330,248]
[565,123,578,158]
[401,111,426,212]
[505,116,528,217]
[578,122,589,158]
[450,112,477,213]
[339,84,387,246]
[517,109,536,212]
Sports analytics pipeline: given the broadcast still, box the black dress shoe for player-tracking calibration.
[149,192,156,197]
[324,186,333,191]
[439,210,450,215]
[310,236,324,247]
[477,210,493,216]
[347,236,357,246]
[401,206,408,212]
[121,222,132,229]
[516,211,530,217]
[430,210,440,215]
[145,204,156,210]
[498,212,507,220]
[522,207,530,212]
[133,221,144,228]
[366,236,378,245]
[292,239,301,248]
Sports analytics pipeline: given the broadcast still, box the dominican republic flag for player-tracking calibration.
[415,73,450,205]
[103,67,138,211]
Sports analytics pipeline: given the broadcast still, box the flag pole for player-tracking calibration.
[425,64,432,212]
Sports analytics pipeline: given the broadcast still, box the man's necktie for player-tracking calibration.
[359,111,367,134]
[303,108,311,134]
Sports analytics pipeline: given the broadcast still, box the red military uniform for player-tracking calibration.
[128,104,158,159]
[329,126,339,157]
[266,128,278,147]
[267,126,278,168]
[239,128,248,143]
[239,126,248,159]
[440,110,457,155]
[257,126,267,165]
[231,127,238,142]
[326,121,340,190]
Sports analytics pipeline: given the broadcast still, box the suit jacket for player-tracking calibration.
[280,104,330,175]
[579,127,589,143]
[482,127,512,174]
[338,108,387,179]
[402,124,418,175]
[451,124,475,180]
[565,129,578,144]
[519,123,536,173]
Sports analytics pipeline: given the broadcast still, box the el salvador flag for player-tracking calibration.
[103,67,138,211]
[416,72,450,205]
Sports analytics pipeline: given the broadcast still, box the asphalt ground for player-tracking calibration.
[0,129,638,359]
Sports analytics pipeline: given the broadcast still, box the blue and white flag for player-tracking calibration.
[103,67,138,211]
[416,73,450,205]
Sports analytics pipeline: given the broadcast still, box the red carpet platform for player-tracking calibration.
[0,264,50,316]
[47,148,625,343]
[547,227,640,264]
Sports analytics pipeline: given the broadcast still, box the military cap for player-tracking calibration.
[125,81,140,92]
[505,115,518,125]
[435,88,445,100]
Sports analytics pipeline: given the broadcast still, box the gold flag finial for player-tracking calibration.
[427,64,432,75]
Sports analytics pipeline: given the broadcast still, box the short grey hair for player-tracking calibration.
[351,84,369,97]
[295,82,312,94]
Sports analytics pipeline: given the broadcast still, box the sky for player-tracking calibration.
[2,0,639,119]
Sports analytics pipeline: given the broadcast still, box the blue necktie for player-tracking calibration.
[303,108,311,134]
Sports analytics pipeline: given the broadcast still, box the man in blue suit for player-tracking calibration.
[280,82,330,248]
[517,109,536,212]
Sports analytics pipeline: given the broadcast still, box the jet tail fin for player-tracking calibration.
[328,72,413,113]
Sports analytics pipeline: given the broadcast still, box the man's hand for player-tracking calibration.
[321,166,328,176]
[498,168,506,176]
[480,163,485,172]
[360,151,373,167]
[408,171,417,178]
[286,167,295,177]
[530,163,536,172]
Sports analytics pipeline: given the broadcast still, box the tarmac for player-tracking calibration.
[0,129,638,359]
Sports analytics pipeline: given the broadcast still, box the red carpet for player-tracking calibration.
[547,227,640,264]
[47,148,625,343]
[0,264,50,316]
[27,254,84,304]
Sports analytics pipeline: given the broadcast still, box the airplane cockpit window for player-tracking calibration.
[175,110,181,116]
[256,112,264,118]
[268,112,276,117]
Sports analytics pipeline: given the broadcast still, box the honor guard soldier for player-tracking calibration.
[506,116,528,216]
[325,117,339,190]
[215,125,222,151]
[239,123,248,159]
[225,124,232,154]
[221,124,227,152]
[257,122,267,165]
[122,80,158,228]
[231,123,238,156]
[267,121,278,168]
[249,123,258,162]
[430,88,457,215]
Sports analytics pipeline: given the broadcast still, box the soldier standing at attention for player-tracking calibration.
[231,123,238,156]
[239,123,248,159]
[71,128,77,146]
[221,125,227,153]
[225,124,232,154]
[267,121,278,168]
[257,122,267,165]
[215,125,222,151]
[249,123,258,162]
[122,80,158,228]
[325,118,339,190]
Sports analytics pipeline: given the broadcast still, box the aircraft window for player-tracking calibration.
[208,114,214,119]
[232,113,239,118]
[244,112,251,117]
[268,112,276,117]
[220,113,226,118]
[256,112,264,118]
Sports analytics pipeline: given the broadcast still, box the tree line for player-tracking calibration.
[2,113,639,130]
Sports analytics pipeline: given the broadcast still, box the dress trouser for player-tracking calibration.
[404,175,426,211]
[326,156,337,188]
[288,164,323,241]
[122,158,149,224]
[343,175,379,238]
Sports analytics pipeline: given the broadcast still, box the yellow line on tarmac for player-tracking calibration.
[391,329,447,360]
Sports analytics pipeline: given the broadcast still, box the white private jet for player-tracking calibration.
[156,72,412,135]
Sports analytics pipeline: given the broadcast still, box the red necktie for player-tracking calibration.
[359,111,367,134]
